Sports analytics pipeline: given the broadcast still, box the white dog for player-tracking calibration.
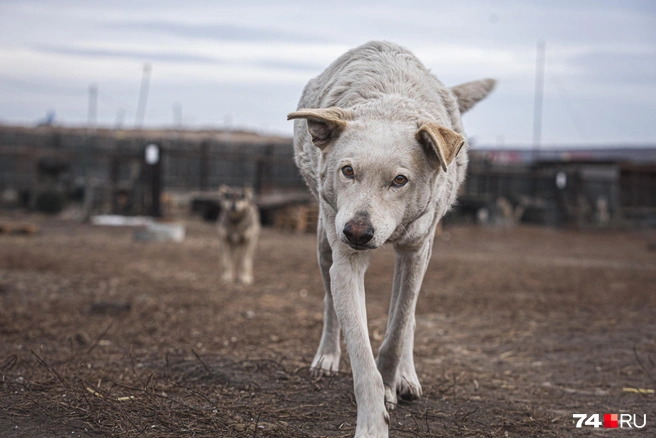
[288,41,495,437]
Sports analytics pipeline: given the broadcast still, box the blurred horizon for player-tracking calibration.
[1,0,655,147]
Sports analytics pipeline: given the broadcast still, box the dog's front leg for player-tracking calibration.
[218,238,234,283]
[238,237,256,285]
[330,246,389,438]
[310,220,341,376]
[376,237,433,410]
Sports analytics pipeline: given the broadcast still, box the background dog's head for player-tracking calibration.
[218,185,254,218]
[288,79,495,250]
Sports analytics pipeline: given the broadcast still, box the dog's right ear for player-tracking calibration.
[218,185,228,195]
[287,107,353,149]
[243,186,254,200]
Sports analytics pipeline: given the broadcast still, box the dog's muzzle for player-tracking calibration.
[343,219,374,250]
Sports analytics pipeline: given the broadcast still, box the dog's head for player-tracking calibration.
[289,79,495,251]
[219,185,254,217]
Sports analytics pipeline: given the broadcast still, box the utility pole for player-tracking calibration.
[135,63,152,129]
[115,108,125,129]
[532,41,546,163]
[173,102,182,129]
[83,83,98,222]
[87,84,98,130]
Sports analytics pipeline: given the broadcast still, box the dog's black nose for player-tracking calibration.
[343,220,374,246]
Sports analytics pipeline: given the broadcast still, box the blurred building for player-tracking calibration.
[1,125,655,228]
[0,125,305,217]
[453,147,656,228]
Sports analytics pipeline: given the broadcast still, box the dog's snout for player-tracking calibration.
[343,219,374,246]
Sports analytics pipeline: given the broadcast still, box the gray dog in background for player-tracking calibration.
[288,41,495,437]
[217,185,260,285]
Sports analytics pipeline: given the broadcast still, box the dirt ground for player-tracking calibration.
[1,215,655,437]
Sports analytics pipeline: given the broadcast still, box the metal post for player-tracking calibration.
[532,41,546,163]
[81,84,98,221]
[115,108,125,129]
[110,157,119,214]
[173,102,182,129]
[145,143,162,217]
[151,153,161,217]
[255,144,274,195]
[87,84,98,130]
[200,141,209,191]
[135,63,152,129]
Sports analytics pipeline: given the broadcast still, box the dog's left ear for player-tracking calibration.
[287,107,353,149]
[451,78,496,114]
[243,186,254,200]
[417,123,465,172]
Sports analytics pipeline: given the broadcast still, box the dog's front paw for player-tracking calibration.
[310,351,340,377]
[355,407,389,438]
[221,272,234,284]
[396,364,422,401]
[237,273,253,285]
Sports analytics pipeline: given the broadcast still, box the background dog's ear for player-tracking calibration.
[243,186,254,200]
[287,107,353,149]
[451,78,496,114]
[417,123,465,172]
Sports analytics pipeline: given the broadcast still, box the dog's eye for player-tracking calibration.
[342,166,354,178]
[392,175,408,187]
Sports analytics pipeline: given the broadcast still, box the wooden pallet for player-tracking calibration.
[0,221,39,235]
[274,204,319,234]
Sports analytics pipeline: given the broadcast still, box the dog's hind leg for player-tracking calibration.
[376,237,433,410]
[310,221,341,376]
[396,312,421,402]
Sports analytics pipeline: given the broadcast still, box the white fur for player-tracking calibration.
[290,41,495,437]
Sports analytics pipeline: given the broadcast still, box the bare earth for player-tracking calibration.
[1,216,655,437]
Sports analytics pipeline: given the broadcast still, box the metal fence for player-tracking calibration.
[2,127,654,226]
[458,159,655,227]
[0,127,306,215]
[0,128,304,192]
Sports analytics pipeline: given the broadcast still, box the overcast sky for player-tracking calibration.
[0,0,654,147]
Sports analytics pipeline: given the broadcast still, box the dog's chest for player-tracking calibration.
[228,232,245,245]
[220,209,255,245]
